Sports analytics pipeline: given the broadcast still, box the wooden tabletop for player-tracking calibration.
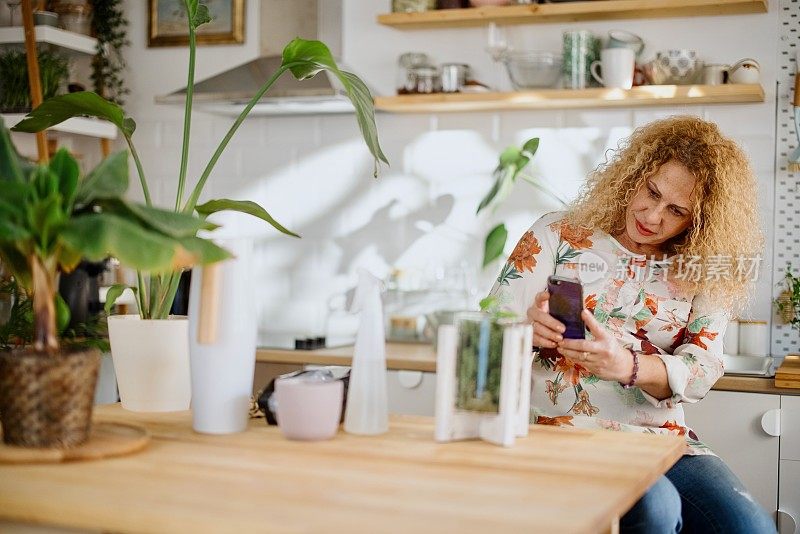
[0,405,684,533]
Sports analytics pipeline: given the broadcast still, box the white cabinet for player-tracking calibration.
[387,370,435,416]
[782,396,800,461]
[780,396,800,534]
[683,390,780,515]
[779,460,800,534]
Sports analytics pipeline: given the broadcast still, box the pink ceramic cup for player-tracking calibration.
[274,377,343,441]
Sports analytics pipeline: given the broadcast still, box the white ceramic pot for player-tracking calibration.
[107,315,191,412]
[188,239,257,434]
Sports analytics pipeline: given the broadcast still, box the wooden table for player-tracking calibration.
[0,405,684,533]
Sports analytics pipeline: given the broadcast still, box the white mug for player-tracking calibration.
[590,48,635,89]
[703,64,729,86]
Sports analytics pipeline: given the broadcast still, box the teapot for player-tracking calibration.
[728,58,760,84]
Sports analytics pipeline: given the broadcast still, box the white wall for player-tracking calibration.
[120,0,782,347]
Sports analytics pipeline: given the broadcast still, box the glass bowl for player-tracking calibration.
[503,51,562,89]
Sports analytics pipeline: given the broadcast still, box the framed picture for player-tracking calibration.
[148,0,245,47]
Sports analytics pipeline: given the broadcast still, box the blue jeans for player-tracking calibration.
[620,455,776,534]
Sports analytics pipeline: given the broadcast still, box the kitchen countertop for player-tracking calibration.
[0,404,683,533]
[256,343,800,396]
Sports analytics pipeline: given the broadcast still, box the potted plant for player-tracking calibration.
[12,0,386,412]
[0,118,228,447]
[476,138,566,267]
[775,263,800,331]
[0,49,69,113]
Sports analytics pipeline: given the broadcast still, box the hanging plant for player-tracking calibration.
[90,0,129,106]
[775,264,800,331]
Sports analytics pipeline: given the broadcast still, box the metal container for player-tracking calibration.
[440,63,470,93]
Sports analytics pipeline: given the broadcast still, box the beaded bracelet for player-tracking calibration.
[620,348,639,389]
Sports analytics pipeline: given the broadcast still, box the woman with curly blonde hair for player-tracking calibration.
[491,116,774,533]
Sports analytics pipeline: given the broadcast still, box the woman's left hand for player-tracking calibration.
[556,309,634,383]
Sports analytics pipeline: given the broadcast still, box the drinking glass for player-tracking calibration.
[486,22,511,61]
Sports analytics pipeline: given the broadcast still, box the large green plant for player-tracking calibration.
[14,0,387,320]
[0,119,228,354]
[477,138,566,267]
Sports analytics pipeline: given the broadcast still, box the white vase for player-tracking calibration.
[107,315,191,412]
[188,239,257,434]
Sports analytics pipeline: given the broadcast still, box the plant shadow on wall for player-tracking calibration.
[12,0,387,321]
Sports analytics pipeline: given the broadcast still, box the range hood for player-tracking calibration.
[155,0,362,116]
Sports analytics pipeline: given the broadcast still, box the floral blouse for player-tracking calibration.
[490,211,727,455]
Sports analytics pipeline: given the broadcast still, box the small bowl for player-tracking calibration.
[275,377,343,441]
[33,11,59,27]
[503,51,562,89]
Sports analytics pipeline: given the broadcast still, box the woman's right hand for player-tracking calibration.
[527,290,565,349]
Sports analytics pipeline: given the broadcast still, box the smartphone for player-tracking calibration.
[546,275,585,340]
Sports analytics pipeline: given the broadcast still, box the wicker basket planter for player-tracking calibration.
[0,348,101,448]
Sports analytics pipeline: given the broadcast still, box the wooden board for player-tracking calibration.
[257,342,437,372]
[0,405,684,533]
[377,0,767,29]
[374,84,765,114]
[0,422,149,464]
[776,355,800,389]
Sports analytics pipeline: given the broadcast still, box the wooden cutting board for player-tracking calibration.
[776,354,800,389]
[0,422,149,464]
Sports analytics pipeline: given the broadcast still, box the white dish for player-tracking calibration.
[722,354,774,377]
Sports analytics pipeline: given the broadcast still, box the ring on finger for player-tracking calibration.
[581,351,588,361]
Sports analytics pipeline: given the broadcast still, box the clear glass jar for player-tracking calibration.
[397,52,434,94]
[409,66,440,94]
[392,0,436,12]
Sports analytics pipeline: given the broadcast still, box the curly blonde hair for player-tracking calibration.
[563,115,763,311]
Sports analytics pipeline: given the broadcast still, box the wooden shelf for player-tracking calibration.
[0,25,97,54]
[374,84,765,113]
[2,113,117,140]
[377,0,768,29]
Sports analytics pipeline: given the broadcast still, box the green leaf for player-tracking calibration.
[184,0,211,28]
[195,199,300,238]
[339,71,388,176]
[32,165,59,200]
[75,151,129,206]
[0,219,29,242]
[479,295,497,311]
[104,283,136,315]
[11,92,135,138]
[521,137,540,158]
[101,199,218,239]
[28,193,66,254]
[483,223,508,267]
[55,293,70,334]
[476,176,502,215]
[49,149,80,210]
[177,236,233,265]
[282,39,388,176]
[57,243,82,273]
[60,213,194,273]
[0,117,33,182]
